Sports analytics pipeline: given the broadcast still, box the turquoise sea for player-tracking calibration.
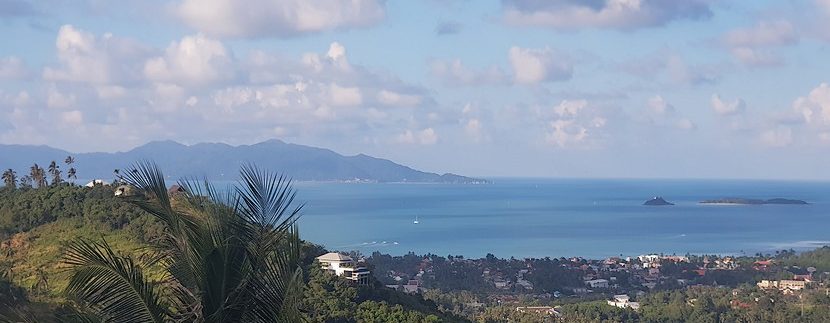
[293,179,830,259]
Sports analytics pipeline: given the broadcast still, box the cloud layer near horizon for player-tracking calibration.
[1,0,829,179]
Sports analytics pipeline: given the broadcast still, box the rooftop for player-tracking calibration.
[317,252,353,262]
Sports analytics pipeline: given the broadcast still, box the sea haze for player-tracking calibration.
[292,178,830,259]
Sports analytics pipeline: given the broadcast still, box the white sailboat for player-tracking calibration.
[413,215,419,224]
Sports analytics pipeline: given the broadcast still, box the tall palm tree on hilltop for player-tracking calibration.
[30,164,47,188]
[1,169,16,189]
[65,155,77,183]
[62,162,305,322]
[48,160,62,185]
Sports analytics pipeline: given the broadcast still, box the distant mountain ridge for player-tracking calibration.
[0,140,487,184]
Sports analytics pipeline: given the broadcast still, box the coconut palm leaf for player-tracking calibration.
[236,164,303,232]
[63,239,170,323]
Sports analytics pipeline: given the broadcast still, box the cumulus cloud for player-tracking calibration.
[724,20,797,48]
[676,118,696,130]
[177,0,386,38]
[665,55,718,85]
[502,0,712,31]
[376,90,422,107]
[0,56,28,80]
[792,83,830,126]
[546,100,609,147]
[464,118,483,141]
[3,25,438,152]
[46,87,76,109]
[508,46,573,84]
[396,128,438,145]
[43,25,150,84]
[760,126,793,147]
[645,95,695,130]
[647,95,674,115]
[621,53,720,86]
[432,46,572,86]
[328,83,362,106]
[61,110,84,125]
[144,34,235,86]
[711,94,746,116]
[722,20,797,67]
[430,59,507,86]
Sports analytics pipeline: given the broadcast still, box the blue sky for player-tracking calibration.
[1,0,830,179]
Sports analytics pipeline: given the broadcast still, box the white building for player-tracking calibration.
[316,252,371,285]
[607,294,640,310]
[85,179,110,187]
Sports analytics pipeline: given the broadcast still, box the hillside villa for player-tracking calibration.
[316,252,371,285]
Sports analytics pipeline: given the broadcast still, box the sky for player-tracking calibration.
[1,0,830,180]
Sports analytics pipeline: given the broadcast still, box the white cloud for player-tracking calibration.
[711,94,746,116]
[376,90,422,107]
[429,59,506,86]
[177,0,386,38]
[95,85,127,100]
[554,99,587,117]
[729,48,782,67]
[760,127,793,147]
[546,100,608,147]
[676,118,696,130]
[144,34,235,86]
[792,83,830,126]
[46,87,76,109]
[464,118,484,142]
[508,46,572,84]
[502,0,712,31]
[61,110,84,125]
[621,52,720,85]
[396,128,438,145]
[723,21,797,67]
[0,56,28,80]
[546,119,588,147]
[665,55,717,85]
[644,95,695,130]
[647,95,674,115]
[329,83,362,106]
[2,30,437,152]
[724,20,797,48]
[43,25,149,84]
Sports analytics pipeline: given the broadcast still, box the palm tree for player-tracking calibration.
[48,160,62,185]
[18,175,32,189]
[2,169,16,189]
[63,162,305,322]
[30,164,47,188]
[65,156,77,183]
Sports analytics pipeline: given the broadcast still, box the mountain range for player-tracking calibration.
[0,140,487,184]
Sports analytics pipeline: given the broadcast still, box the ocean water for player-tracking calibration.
[291,178,830,259]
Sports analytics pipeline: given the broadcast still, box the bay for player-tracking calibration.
[290,178,830,259]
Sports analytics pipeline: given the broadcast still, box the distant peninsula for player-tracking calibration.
[644,197,674,206]
[0,140,489,184]
[700,198,808,205]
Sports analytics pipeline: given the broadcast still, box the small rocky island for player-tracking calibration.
[644,197,674,206]
[699,198,808,205]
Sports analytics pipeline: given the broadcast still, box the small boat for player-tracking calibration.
[413,215,419,224]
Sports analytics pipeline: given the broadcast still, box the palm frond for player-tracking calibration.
[236,164,303,232]
[243,225,304,322]
[63,239,169,323]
